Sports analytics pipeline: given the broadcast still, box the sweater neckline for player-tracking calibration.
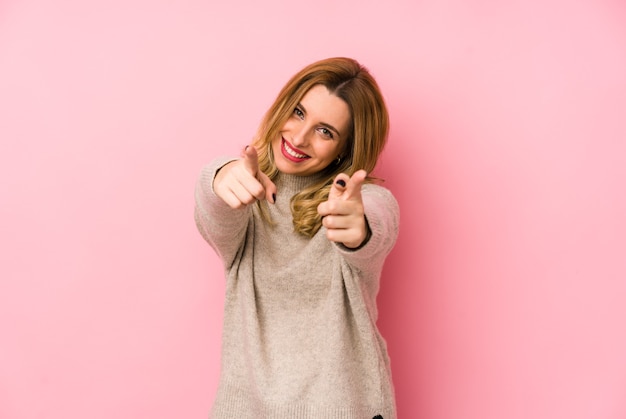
[274,171,330,192]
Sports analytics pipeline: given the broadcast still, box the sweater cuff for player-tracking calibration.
[335,184,399,265]
[200,156,238,199]
[334,215,372,252]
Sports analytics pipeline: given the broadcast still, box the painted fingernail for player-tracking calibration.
[336,179,346,187]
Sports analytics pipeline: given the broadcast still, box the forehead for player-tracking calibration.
[299,85,351,135]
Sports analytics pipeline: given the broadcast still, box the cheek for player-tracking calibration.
[279,118,296,133]
[271,136,282,153]
[319,142,342,160]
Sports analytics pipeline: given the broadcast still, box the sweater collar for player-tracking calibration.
[274,171,329,192]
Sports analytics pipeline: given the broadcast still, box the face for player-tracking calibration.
[272,84,351,177]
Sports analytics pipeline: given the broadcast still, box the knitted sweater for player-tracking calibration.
[194,157,400,419]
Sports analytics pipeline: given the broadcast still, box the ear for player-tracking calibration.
[341,139,353,165]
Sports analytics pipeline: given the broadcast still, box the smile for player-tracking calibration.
[281,139,310,162]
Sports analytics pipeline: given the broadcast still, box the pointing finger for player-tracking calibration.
[343,170,367,200]
[329,170,366,201]
[241,145,259,176]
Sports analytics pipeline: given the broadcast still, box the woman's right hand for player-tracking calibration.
[213,145,277,209]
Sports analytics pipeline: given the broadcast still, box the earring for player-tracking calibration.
[335,155,342,165]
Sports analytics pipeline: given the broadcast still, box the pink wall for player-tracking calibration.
[1,1,625,418]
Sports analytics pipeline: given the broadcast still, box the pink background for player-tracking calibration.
[1,0,625,418]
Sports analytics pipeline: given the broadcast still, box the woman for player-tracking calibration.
[195,57,400,419]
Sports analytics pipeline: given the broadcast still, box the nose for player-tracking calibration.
[291,125,310,148]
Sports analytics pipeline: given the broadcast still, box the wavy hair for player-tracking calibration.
[253,57,389,237]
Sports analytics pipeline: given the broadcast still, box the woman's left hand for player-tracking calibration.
[317,170,369,249]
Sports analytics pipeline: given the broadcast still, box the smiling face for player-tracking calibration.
[271,84,351,177]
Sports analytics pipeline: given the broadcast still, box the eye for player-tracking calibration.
[318,127,334,139]
[293,107,304,119]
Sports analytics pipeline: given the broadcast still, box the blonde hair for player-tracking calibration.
[253,57,389,237]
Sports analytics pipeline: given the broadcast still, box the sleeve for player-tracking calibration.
[334,184,400,271]
[194,156,252,268]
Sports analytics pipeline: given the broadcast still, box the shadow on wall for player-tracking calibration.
[377,91,445,418]
[375,108,431,416]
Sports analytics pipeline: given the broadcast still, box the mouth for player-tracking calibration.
[281,138,310,162]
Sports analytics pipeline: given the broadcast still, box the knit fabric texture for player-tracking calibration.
[194,157,400,419]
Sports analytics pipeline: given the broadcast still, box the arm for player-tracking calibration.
[317,171,400,270]
[338,184,400,269]
[194,157,251,267]
[194,146,277,267]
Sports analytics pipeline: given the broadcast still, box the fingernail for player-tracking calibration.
[336,179,346,187]
[272,193,276,203]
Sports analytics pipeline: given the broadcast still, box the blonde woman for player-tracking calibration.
[195,57,399,419]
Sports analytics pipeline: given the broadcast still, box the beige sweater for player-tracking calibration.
[194,157,400,419]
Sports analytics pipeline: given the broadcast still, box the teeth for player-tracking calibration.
[284,141,307,159]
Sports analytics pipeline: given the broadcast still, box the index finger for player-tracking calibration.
[241,145,260,176]
[342,170,367,200]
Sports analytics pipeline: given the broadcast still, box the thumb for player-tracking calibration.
[241,145,259,176]
[328,173,350,200]
[329,170,366,201]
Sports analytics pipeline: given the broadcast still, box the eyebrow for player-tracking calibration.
[297,103,342,138]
